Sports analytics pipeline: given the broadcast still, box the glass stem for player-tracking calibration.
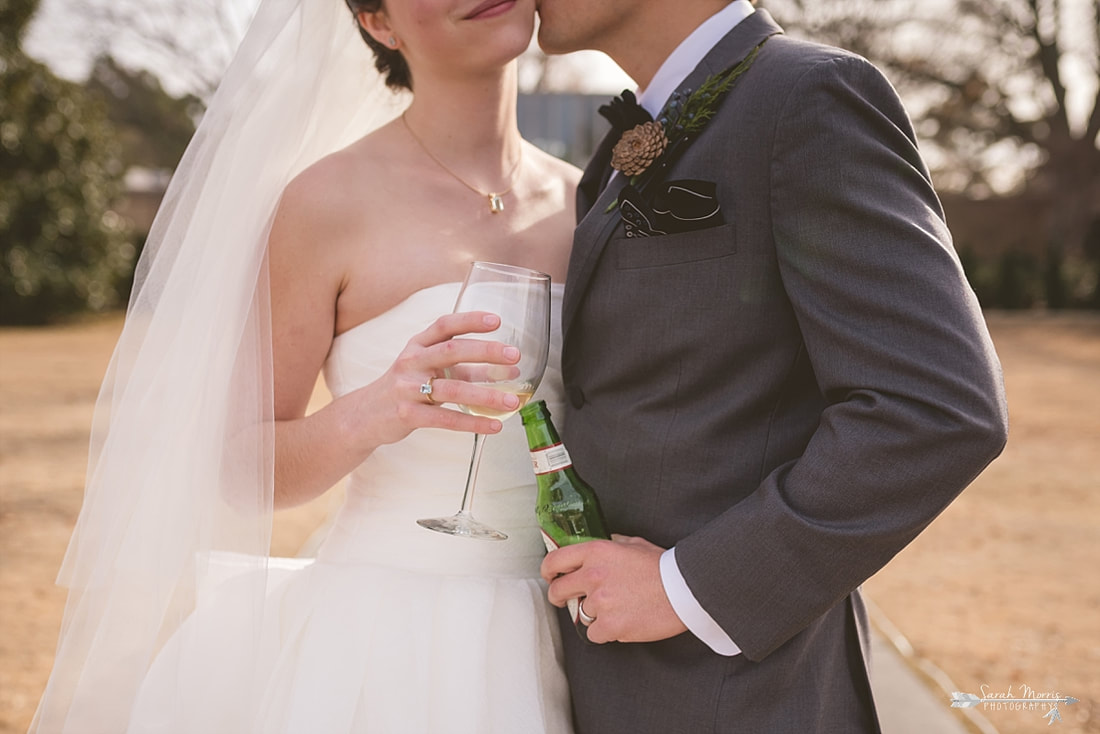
[458,433,486,516]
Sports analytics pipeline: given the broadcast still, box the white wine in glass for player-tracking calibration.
[416,261,551,540]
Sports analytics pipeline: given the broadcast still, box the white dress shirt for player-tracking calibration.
[640,0,756,658]
[636,0,756,118]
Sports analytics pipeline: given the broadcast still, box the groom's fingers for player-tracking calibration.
[543,536,689,645]
[541,539,608,580]
[540,540,611,605]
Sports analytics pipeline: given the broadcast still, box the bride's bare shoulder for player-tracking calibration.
[267,123,403,269]
[279,124,399,215]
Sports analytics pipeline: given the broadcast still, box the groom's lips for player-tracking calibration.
[464,0,516,20]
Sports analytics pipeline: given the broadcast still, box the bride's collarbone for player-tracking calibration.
[359,160,567,234]
[343,216,558,277]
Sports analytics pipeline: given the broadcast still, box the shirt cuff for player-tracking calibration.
[659,547,742,656]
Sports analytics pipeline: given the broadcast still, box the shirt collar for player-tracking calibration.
[637,0,756,119]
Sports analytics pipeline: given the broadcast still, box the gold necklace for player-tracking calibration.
[401,112,521,214]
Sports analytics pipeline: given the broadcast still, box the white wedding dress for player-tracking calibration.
[125,282,573,734]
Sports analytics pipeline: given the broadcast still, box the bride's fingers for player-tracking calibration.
[424,379,522,414]
[418,337,520,373]
[410,311,500,348]
[441,362,522,384]
[401,402,503,435]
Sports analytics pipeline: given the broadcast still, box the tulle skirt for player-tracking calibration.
[126,555,573,733]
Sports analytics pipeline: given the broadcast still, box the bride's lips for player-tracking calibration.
[463,0,516,20]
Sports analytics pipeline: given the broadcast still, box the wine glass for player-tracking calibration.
[417,261,551,540]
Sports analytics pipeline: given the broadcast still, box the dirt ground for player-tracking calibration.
[864,312,1099,734]
[1,312,1097,734]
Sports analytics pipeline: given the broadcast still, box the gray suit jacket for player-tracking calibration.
[560,10,1008,733]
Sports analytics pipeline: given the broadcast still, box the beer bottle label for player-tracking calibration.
[530,443,572,475]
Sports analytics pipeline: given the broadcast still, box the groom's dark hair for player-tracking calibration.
[344,0,413,91]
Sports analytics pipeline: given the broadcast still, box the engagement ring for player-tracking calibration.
[420,378,437,404]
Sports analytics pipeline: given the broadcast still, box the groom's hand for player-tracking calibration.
[541,534,688,644]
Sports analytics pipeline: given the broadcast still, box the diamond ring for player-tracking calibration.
[419,377,437,404]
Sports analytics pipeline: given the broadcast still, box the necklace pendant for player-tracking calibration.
[488,193,504,214]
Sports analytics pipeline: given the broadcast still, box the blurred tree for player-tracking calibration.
[1043,245,1069,308]
[767,0,1100,257]
[1,0,135,324]
[0,0,38,34]
[86,55,200,171]
[996,250,1041,308]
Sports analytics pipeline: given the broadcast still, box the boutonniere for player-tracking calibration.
[605,39,768,213]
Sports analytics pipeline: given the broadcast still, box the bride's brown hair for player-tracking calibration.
[344,0,413,90]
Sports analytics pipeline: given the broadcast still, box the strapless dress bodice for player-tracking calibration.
[315,282,566,576]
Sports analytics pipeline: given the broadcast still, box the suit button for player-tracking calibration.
[568,386,585,408]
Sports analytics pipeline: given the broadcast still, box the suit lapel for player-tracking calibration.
[563,10,784,339]
[561,169,630,338]
[576,126,618,220]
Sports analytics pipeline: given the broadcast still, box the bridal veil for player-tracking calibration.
[30,1,407,730]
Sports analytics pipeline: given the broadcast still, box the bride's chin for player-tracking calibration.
[480,29,537,65]
[443,12,533,69]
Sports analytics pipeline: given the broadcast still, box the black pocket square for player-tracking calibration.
[619,179,724,237]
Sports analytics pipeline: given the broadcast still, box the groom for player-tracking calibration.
[537,0,1008,731]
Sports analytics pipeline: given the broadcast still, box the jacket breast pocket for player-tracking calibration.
[614,222,737,270]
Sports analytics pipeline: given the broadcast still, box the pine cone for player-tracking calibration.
[611,121,668,176]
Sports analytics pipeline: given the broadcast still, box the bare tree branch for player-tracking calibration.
[1089,0,1100,142]
[1026,0,1071,136]
[72,0,250,99]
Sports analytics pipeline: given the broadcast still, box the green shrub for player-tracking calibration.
[995,250,1039,309]
[1043,246,1068,310]
[1,8,135,325]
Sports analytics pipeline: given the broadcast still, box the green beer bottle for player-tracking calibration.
[520,400,610,640]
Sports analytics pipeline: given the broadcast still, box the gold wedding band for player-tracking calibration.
[419,377,437,404]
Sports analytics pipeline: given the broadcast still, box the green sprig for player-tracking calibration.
[661,42,764,139]
[602,39,768,214]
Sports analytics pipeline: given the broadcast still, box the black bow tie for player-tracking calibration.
[598,89,652,134]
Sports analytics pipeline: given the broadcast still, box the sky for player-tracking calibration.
[21,0,636,98]
[21,0,1097,179]
[23,0,1096,126]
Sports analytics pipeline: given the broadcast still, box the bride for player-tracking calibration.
[30,0,580,731]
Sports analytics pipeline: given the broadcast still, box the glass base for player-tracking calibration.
[416,511,508,541]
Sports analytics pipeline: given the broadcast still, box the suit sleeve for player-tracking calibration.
[673,54,1009,661]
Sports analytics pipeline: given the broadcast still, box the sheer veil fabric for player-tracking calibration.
[31,1,408,730]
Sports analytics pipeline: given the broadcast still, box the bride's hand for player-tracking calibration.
[364,311,521,445]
